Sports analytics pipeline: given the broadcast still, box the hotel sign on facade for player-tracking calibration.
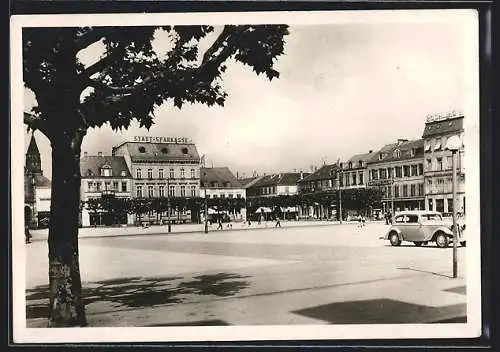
[133,136,192,144]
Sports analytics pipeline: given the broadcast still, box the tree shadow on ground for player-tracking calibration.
[26,273,251,319]
[291,299,466,324]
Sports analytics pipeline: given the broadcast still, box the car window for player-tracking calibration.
[421,213,442,222]
[394,215,405,223]
[406,215,419,223]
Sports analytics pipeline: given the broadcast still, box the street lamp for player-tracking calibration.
[167,178,171,233]
[337,170,343,224]
[391,168,395,219]
[446,135,461,279]
[201,155,208,234]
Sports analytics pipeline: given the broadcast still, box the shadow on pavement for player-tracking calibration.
[443,285,466,295]
[144,319,230,327]
[26,273,251,319]
[291,299,466,324]
[397,267,454,279]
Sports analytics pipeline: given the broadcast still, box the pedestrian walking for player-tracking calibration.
[275,216,281,228]
[217,219,223,230]
[25,225,32,244]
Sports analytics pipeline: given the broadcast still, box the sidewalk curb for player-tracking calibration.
[28,221,389,242]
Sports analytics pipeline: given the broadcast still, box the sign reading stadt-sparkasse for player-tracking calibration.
[133,136,191,144]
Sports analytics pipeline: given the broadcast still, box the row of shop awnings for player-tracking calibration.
[255,206,299,213]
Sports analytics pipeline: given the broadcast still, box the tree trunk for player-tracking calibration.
[47,136,87,327]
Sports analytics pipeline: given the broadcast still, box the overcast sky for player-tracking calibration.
[24,15,473,179]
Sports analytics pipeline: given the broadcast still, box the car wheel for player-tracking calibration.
[389,231,401,246]
[435,232,449,248]
[414,241,423,247]
[460,241,466,247]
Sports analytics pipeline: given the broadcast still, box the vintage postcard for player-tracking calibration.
[11,9,482,343]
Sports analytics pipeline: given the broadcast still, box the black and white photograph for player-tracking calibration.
[11,9,482,343]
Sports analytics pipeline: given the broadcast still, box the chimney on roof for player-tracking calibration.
[397,139,408,145]
[98,152,103,157]
[300,171,304,180]
[83,152,88,158]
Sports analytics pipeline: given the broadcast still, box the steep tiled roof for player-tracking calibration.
[253,172,310,187]
[200,167,242,188]
[422,117,464,138]
[239,176,264,188]
[80,156,132,178]
[114,142,200,163]
[347,151,376,164]
[368,139,424,164]
[298,164,338,183]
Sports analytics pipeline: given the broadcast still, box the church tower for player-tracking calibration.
[25,134,43,176]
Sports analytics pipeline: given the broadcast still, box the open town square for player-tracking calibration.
[25,220,466,327]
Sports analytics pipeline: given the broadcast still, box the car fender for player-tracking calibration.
[432,226,453,238]
[385,227,402,240]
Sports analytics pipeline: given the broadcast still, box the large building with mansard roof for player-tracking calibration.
[111,136,202,223]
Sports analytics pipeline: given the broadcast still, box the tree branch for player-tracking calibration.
[74,28,105,52]
[24,112,49,136]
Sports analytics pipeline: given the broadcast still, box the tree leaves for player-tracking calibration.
[23,25,289,135]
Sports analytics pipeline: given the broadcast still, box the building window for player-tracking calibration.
[359,172,364,185]
[402,184,408,197]
[285,186,290,194]
[169,168,175,178]
[446,156,453,170]
[148,169,153,179]
[394,185,400,198]
[191,186,196,197]
[229,194,234,198]
[180,185,186,197]
[418,183,424,196]
[426,159,432,172]
[345,174,350,186]
[411,165,417,177]
[352,173,357,185]
[427,179,432,186]
[387,185,392,198]
[121,182,127,192]
[436,199,444,213]
[394,149,401,158]
[148,185,154,197]
[418,163,423,175]
[447,198,454,213]
[113,181,119,190]
[371,169,378,180]
[237,194,242,198]
[437,158,443,171]
[100,166,112,177]
[180,168,185,179]
[136,168,142,179]
[159,185,165,197]
[220,194,226,198]
[428,199,433,211]
[96,182,101,192]
[410,184,416,197]
[169,185,175,197]
[403,165,410,177]
[138,146,146,153]
[105,181,111,190]
[87,182,93,192]
[137,186,143,198]
[395,166,402,178]
[379,169,387,179]
[159,169,164,179]
[190,168,195,178]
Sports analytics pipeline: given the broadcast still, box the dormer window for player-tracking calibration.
[348,162,352,169]
[161,147,168,154]
[410,148,416,157]
[120,171,127,177]
[138,146,146,153]
[181,147,189,154]
[394,149,401,159]
[100,165,112,177]
[378,153,385,161]
[359,161,363,168]
[87,169,93,177]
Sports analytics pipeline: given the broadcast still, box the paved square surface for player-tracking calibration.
[25,222,467,327]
